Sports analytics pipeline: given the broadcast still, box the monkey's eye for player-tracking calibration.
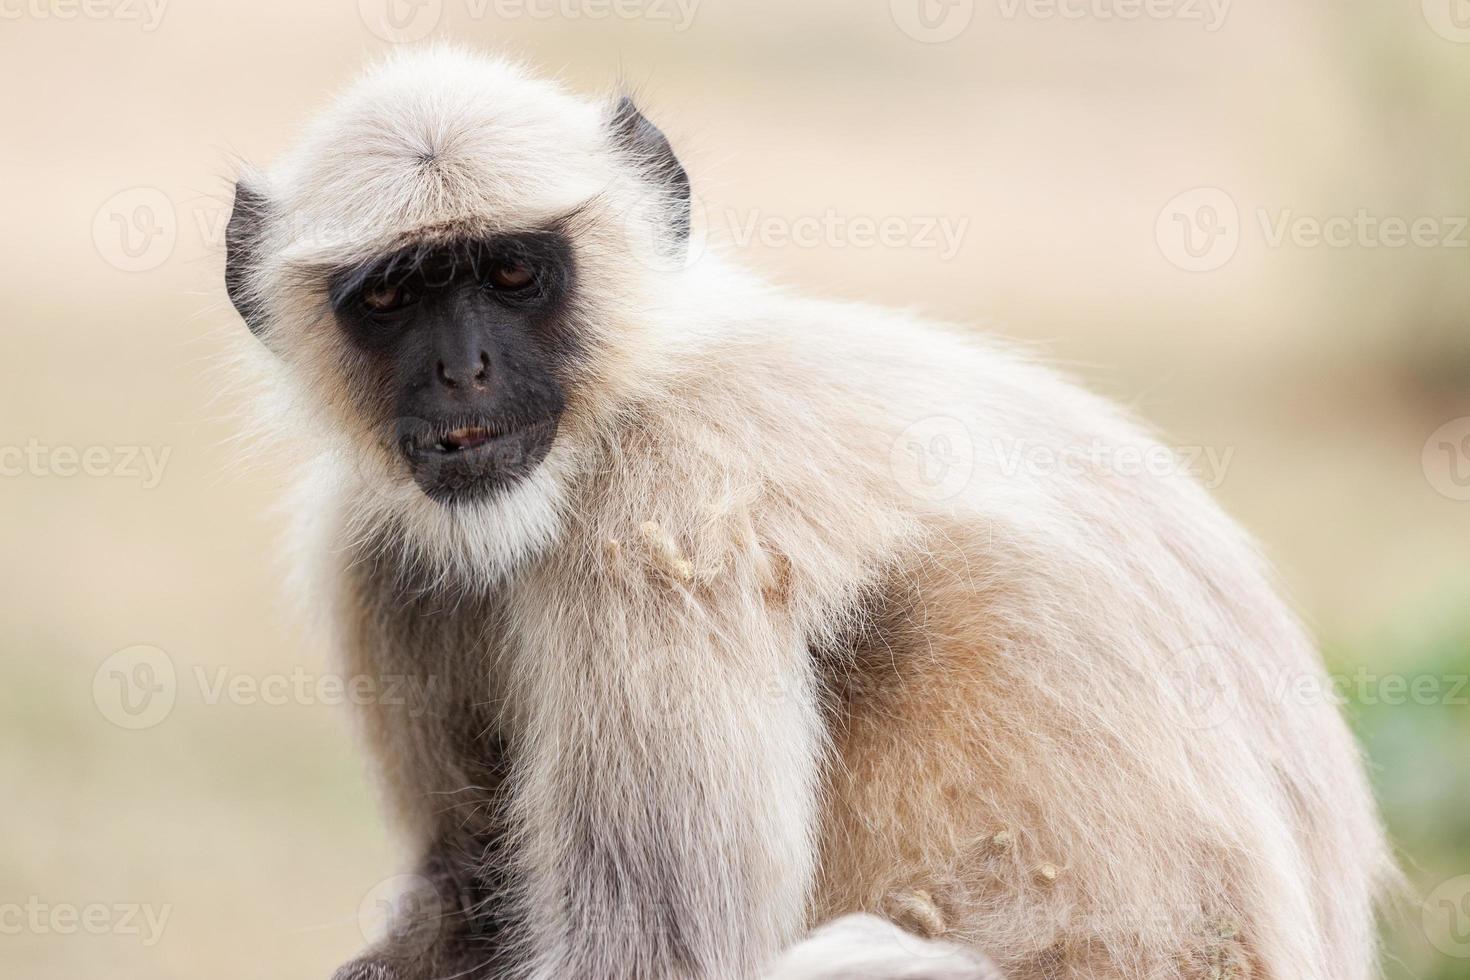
[488,262,536,291]
[360,282,417,313]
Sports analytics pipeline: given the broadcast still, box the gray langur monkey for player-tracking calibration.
[223,46,1393,980]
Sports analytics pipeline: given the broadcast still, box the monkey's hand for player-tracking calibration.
[331,960,404,980]
[763,915,1003,980]
[329,844,504,980]
[331,946,496,980]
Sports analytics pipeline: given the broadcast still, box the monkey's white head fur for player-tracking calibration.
[230,47,704,585]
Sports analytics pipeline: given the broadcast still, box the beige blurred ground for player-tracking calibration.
[1,1,1468,978]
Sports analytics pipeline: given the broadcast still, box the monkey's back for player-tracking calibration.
[696,298,1393,980]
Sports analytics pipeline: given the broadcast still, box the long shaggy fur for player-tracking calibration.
[231,46,1394,980]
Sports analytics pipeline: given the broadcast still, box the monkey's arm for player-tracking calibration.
[505,543,826,980]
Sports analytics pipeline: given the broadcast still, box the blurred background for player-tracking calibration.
[1,0,1468,977]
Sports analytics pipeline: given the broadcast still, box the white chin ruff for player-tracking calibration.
[341,446,569,592]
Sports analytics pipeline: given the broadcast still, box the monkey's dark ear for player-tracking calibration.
[225,180,269,337]
[609,96,691,242]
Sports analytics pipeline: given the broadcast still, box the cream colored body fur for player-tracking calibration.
[235,47,1392,980]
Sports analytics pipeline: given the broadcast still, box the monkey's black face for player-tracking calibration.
[329,235,578,504]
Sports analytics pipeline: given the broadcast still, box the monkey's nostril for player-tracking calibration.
[474,352,490,382]
[437,360,457,388]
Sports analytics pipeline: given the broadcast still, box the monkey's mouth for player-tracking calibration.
[434,426,497,454]
[396,416,559,503]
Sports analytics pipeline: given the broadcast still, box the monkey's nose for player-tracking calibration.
[436,351,492,390]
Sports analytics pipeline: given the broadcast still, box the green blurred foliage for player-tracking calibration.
[1329,597,1470,980]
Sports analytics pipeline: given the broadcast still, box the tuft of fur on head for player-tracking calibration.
[228,45,708,589]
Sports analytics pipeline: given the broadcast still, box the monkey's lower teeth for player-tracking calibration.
[439,427,494,452]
